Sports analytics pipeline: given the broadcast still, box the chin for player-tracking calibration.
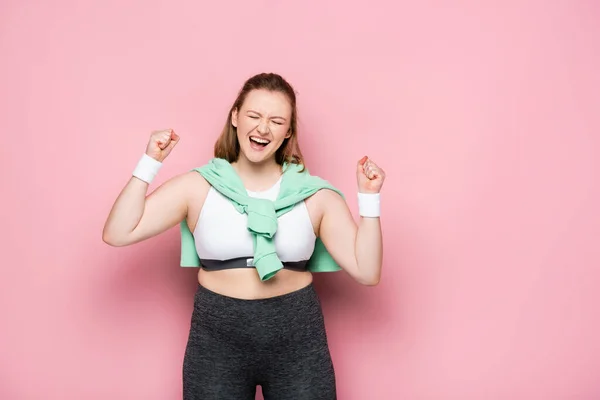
[240,148,273,164]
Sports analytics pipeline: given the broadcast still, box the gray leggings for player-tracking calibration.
[182,283,337,399]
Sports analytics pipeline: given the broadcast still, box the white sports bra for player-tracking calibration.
[192,177,317,270]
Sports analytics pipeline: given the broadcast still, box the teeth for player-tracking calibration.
[250,137,270,144]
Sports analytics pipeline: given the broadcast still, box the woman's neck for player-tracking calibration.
[231,155,282,192]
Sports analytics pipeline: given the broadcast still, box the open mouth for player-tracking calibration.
[249,136,271,150]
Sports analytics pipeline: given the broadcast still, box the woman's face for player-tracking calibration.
[232,89,292,164]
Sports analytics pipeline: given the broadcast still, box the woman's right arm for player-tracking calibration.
[102,172,195,247]
[102,129,191,247]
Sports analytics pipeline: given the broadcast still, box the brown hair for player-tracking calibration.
[214,72,304,168]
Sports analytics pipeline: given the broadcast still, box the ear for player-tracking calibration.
[231,108,239,128]
[285,128,292,139]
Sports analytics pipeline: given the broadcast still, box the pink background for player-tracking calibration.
[2,0,599,399]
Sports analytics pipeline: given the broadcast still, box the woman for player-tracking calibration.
[102,72,385,399]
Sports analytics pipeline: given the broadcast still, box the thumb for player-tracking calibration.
[167,132,180,150]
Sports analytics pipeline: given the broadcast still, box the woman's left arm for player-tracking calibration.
[318,156,386,286]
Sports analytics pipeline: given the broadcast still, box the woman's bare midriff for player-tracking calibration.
[197,268,313,299]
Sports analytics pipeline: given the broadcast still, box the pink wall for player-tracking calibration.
[2,0,599,398]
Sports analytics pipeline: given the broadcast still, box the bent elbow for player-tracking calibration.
[102,231,126,247]
[364,278,381,287]
[357,275,381,286]
[102,233,117,247]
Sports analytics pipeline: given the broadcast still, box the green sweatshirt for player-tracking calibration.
[179,158,344,281]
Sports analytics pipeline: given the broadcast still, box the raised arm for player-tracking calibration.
[102,129,193,247]
[317,156,385,286]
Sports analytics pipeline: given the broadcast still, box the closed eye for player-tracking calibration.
[246,109,287,124]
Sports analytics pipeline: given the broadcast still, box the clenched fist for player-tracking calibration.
[146,129,180,162]
[357,156,385,194]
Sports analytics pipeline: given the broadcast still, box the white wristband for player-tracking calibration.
[358,192,380,217]
[132,153,162,184]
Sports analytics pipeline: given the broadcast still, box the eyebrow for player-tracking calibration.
[247,110,287,121]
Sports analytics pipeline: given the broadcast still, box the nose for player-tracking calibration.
[256,119,270,135]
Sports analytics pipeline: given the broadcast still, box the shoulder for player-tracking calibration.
[184,169,211,194]
[158,168,211,202]
[305,187,346,214]
[303,187,348,233]
[166,169,210,188]
[286,165,344,204]
[311,187,345,203]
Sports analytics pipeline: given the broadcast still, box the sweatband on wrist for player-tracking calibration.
[358,192,380,217]
[132,153,162,184]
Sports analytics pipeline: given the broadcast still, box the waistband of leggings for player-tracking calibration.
[194,282,317,308]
